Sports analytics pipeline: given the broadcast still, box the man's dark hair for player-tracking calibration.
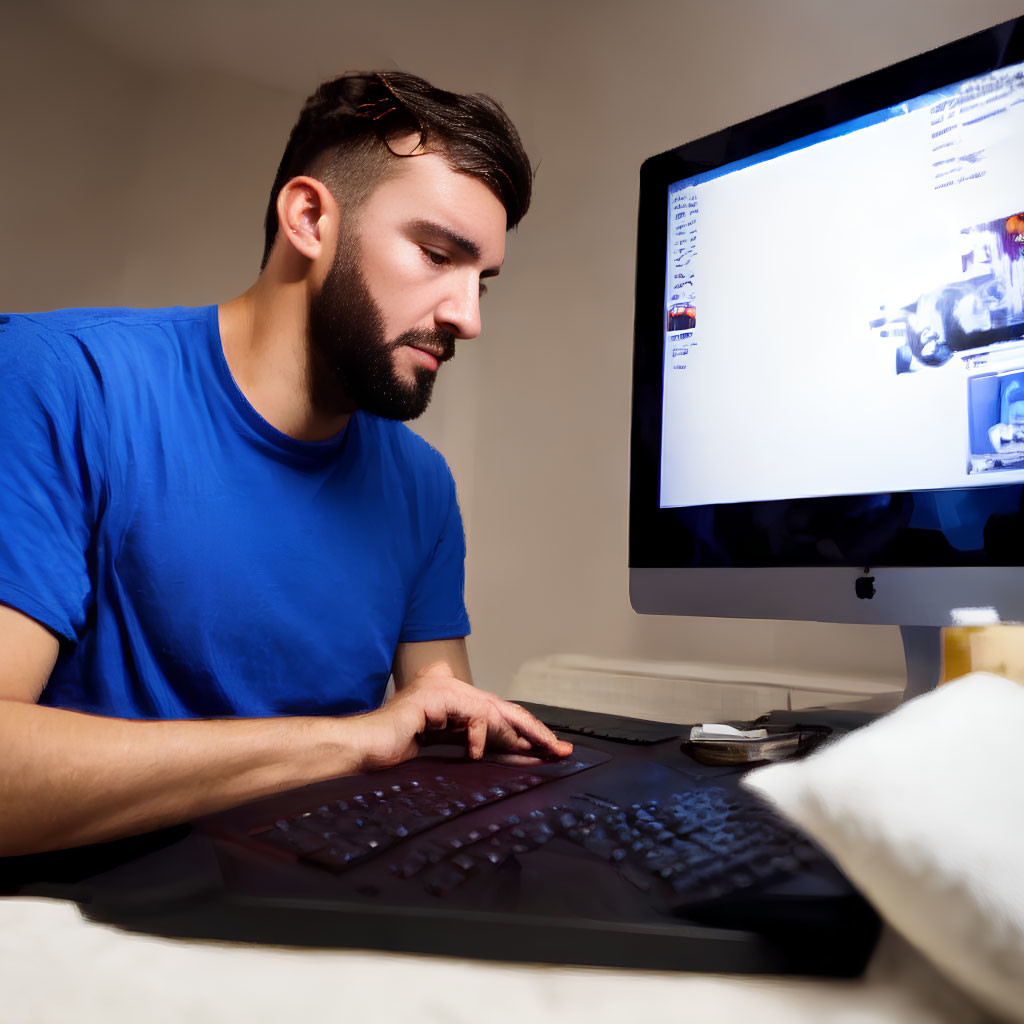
[261,71,532,269]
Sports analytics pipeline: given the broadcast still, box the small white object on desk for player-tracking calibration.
[690,723,769,740]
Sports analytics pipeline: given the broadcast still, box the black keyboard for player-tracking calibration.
[253,771,824,910]
[7,712,880,976]
[550,786,821,907]
[253,763,555,875]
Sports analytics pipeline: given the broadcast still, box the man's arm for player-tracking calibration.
[0,611,569,857]
[392,637,473,689]
[0,604,373,856]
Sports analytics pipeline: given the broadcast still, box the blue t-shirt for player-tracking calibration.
[0,306,470,719]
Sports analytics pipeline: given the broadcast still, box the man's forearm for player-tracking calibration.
[0,700,370,856]
[0,663,571,858]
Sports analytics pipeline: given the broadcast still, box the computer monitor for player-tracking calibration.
[629,18,1024,693]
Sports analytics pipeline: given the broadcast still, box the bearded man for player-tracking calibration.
[0,72,570,857]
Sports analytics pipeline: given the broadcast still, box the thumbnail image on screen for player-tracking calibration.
[877,212,1024,378]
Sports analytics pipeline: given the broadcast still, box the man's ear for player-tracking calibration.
[276,176,337,262]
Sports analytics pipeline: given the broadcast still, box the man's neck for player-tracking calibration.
[218,276,353,443]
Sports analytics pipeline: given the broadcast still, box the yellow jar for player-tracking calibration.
[941,625,1024,684]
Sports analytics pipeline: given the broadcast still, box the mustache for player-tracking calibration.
[393,328,456,363]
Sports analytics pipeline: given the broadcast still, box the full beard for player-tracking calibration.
[308,235,454,422]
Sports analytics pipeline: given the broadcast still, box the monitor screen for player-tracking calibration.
[630,18,1024,627]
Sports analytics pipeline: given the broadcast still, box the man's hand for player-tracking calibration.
[355,661,573,772]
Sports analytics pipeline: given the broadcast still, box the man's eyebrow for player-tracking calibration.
[408,219,501,276]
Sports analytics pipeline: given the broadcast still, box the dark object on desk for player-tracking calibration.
[251,769,822,910]
[1,707,879,976]
[755,706,881,733]
[514,699,684,744]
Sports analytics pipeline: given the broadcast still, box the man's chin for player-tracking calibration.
[393,388,435,422]
[360,378,436,422]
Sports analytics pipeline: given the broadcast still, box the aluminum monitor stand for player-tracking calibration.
[900,625,943,701]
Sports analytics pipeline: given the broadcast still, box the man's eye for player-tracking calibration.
[421,247,449,266]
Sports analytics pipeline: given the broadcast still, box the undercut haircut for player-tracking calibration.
[261,71,533,269]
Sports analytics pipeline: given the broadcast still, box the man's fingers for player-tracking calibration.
[423,710,449,732]
[501,703,573,757]
[402,676,573,761]
[467,717,487,760]
[481,701,572,759]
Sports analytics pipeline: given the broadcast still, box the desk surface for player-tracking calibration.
[2,896,992,1024]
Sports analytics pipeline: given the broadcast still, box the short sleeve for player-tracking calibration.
[0,315,102,642]
[399,461,471,643]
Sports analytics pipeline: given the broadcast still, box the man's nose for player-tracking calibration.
[435,276,482,340]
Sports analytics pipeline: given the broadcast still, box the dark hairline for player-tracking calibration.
[260,73,532,270]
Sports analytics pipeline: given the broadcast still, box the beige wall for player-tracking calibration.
[3,0,1021,693]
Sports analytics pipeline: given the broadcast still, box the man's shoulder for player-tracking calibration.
[1,305,217,410]
[2,305,212,342]
[2,305,214,376]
